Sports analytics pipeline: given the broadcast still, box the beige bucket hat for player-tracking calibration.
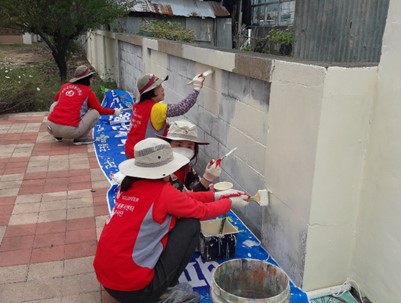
[119,138,189,179]
[137,73,169,95]
[69,65,95,83]
[157,120,209,145]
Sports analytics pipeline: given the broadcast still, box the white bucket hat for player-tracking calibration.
[119,138,189,179]
[157,120,209,145]
[69,65,95,83]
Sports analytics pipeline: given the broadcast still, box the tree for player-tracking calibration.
[0,0,131,82]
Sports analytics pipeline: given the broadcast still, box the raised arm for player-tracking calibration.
[166,90,199,117]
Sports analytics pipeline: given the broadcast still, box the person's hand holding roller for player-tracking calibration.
[229,195,251,211]
[191,74,205,91]
[214,189,249,201]
[114,108,122,116]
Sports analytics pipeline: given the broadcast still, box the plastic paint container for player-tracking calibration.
[211,259,290,303]
[214,181,234,191]
[199,218,239,261]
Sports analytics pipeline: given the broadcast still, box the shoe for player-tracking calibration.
[54,137,62,142]
[73,137,95,145]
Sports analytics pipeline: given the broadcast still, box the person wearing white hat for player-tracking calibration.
[124,72,205,158]
[110,119,222,191]
[47,65,122,145]
[158,119,221,192]
[93,138,249,303]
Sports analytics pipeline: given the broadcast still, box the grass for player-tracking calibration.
[0,42,116,114]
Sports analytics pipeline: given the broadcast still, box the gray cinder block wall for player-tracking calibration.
[85,30,378,292]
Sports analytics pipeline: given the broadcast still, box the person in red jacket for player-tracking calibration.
[111,119,221,191]
[158,119,222,192]
[124,72,205,158]
[94,137,249,303]
[47,65,121,145]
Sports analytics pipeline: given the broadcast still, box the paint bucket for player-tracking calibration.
[199,218,239,261]
[211,259,290,303]
[214,181,233,191]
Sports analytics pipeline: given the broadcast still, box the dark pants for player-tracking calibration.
[105,218,200,303]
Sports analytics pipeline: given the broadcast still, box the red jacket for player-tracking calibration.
[93,179,231,291]
[125,100,167,158]
[48,83,114,127]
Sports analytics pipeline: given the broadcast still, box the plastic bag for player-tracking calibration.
[157,282,201,303]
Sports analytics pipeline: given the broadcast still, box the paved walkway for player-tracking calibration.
[0,112,118,303]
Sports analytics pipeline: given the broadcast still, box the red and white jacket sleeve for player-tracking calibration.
[161,186,231,220]
[87,90,115,115]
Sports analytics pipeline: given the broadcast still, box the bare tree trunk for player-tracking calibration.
[38,33,69,83]
[52,52,68,83]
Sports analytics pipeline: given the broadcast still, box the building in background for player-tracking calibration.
[109,0,233,49]
[250,0,295,26]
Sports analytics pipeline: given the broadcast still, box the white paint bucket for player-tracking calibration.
[214,181,233,191]
[211,259,290,303]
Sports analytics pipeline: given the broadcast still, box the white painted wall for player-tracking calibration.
[303,66,377,290]
[351,1,401,302]
[265,61,327,284]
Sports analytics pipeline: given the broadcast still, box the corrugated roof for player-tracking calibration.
[131,0,230,18]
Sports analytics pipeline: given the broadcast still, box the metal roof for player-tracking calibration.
[131,0,230,18]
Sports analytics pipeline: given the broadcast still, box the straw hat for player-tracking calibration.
[69,65,95,83]
[157,120,209,145]
[119,138,189,179]
[137,73,168,95]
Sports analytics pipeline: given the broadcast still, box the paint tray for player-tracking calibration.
[199,218,239,261]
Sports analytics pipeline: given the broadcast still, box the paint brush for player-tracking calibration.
[219,215,227,234]
[249,189,270,206]
[187,69,214,85]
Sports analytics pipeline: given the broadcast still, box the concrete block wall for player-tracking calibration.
[84,30,380,293]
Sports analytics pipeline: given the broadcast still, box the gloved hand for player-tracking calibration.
[203,161,221,182]
[230,196,250,211]
[114,108,122,116]
[214,189,248,201]
[110,171,126,184]
[192,74,205,91]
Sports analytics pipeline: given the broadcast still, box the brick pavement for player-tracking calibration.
[0,112,119,303]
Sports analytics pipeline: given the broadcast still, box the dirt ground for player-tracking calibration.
[1,43,53,65]
[0,42,88,75]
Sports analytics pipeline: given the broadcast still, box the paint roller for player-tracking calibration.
[248,189,270,206]
[187,69,214,85]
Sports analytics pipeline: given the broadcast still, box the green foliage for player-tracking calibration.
[0,0,132,81]
[139,20,196,43]
[92,80,118,102]
[239,26,293,56]
[268,27,293,45]
[0,64,58,114]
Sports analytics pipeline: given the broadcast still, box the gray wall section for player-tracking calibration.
[119,42,144,94]
[116,44,269,239]
[293,0,389,63]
